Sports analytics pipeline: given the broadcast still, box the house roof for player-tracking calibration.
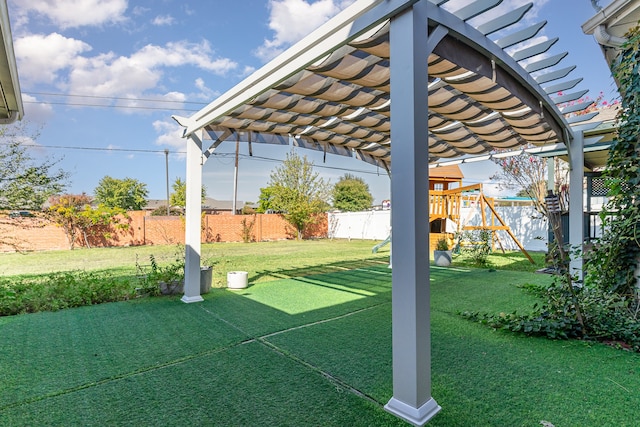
[428,164,463,180]
[582,0,640,65]
[174,0,597,171]
[145,198,250,211]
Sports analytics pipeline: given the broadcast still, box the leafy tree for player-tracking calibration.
[0,121,68,210]
[169,177,206,209]
[94,176,148,211]
[490,151,551,216]
[332,174,373,211]
[47,193,128,249]
[46,194,91,249]
[256,186,277,213]
[267,151,330,239]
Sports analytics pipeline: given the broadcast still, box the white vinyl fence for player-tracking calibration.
[328,210,392,241]
[328,206,549,252]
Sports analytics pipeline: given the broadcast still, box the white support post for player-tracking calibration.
[182,130,204,303]
[384,4,441,426]
[569,131,584,282]
[547,157,555,192]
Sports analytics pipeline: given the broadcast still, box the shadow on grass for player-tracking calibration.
[3,265,639,426]
[248,256,391,283]
[453,250,546,273]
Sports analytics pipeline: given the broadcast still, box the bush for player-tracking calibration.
[135,246,186,295]
[462,229,492,267]
[240,217,256,243]
[461,278,640,351]
[0,271,135,316]
[435,236,449,251]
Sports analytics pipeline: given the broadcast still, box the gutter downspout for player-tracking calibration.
[593,24,627,47]
[0,110,18,124]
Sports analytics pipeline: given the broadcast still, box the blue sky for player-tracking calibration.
[8,0,618,205]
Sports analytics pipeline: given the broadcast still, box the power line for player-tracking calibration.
[21,143,181,154]
[23,100,200,112]
[16,143,508,181]
[22,143,389,175]
[24,91,209,105]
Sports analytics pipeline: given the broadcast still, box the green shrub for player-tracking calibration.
[135,246,185,295]
[462,229,492,268]
[0,271,135,316]
[435,236,449,251]
[462,278,640,350]
[240,217,256,243]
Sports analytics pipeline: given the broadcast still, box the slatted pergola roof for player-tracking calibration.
[175,0,597,171]
[174,1,594,425]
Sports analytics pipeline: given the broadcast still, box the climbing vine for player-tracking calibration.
[462,26,640,350]
[585,25,640,301]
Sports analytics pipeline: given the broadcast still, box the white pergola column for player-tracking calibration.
[569,130,585,282]
[547,157,555,192]
[182,129,204,303]
[384,3,441,425]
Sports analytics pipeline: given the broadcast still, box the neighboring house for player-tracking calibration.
[144,198,258,215]
[582,0,640,74]
[202,198,240,215]
[143,199,173,213]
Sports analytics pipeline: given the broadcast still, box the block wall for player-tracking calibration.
[0,212,328,252]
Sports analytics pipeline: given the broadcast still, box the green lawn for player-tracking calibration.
[0,240,392,287]
[1,249,639,426]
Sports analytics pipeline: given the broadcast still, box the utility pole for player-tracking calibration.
[165,149,170,216]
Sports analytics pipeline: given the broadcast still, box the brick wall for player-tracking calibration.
[0,218,69,252]
[0,212,328,252]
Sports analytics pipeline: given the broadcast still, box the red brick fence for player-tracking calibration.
[0,212,328,252]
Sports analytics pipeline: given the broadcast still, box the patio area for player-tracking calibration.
[2,264,639,426]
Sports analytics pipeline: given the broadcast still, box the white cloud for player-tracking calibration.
[153,119,187,157]
[15,33,92,85]
[194,78,219,101]
[255,0,355,62]
[12,0,128,29]
[152,15,175,26]
[241,65,256,77]
[64,40,237,99]
[113,92,189,115]
[16,33,238,110]
[21,94,55,123]
[132,6,150,16]
[132,41,237,74]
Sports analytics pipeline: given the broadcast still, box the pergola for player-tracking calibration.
[173,0,599,424]
[0,0,23,124]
